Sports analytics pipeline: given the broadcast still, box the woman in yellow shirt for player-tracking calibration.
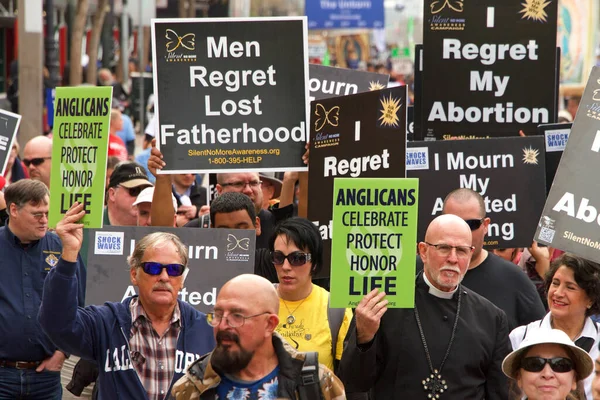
[269,217,352,372]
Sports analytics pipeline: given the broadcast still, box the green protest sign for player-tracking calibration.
[48,86,112,228]
[330,177,419,308]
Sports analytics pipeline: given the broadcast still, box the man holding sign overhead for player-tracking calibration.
[39,203,215,399]
[339,214,510,399]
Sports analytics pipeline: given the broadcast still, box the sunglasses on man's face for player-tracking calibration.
[520,357,574,373]
[270,251,311,267]
[140,262,186,277]
[464,218,484,231]
[23,157,51,167]
[119,185,144,198]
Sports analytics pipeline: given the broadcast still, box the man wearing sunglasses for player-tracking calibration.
[340,214,510,399]
[0,179,86,399]
[23,136,53,188]
[442,188,545,331]
[171,274,346,399]
[39,203,216,399]
[105,161,153,226]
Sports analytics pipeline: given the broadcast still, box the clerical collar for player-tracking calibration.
[422,273,457,299]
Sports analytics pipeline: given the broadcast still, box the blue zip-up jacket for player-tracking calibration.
[0,225,86,361]
[38,258,216,400]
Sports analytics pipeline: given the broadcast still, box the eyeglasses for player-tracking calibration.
[23,157,51,167]
[220,180,262,191]
[271,251,312,266]
[140,262,186,277]
[206,311,271,328]
[464,218,485,231]
[424,242,474,258]
[520,357,574,373]
[30,211,49,221]
[119,185,145,198]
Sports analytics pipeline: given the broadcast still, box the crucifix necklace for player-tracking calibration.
[414,285,462,399]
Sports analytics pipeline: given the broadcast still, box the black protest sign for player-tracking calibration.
[535,67,600,261]
[407,136,546,248]
[152,18,308,173]
[537,122,571,195]
[421,0,558,139]
[85,227,255,313]
[308,86,407,277]
[407,105,414,141]
[0,110,21,176]
[308,64,389,102]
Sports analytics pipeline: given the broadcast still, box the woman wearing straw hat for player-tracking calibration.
[510,253,600,399]
[503,329,594,400]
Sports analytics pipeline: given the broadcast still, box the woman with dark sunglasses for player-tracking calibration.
[268,217,352,373]
[510,254,600,399]
[503,329,593,400]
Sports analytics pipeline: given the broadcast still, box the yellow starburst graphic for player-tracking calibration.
[519,0,550,22]
[378,94,402,128]
[522,147,539,164]
[369,81,386,91]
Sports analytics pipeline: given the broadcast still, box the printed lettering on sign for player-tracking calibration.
[95,232,125,255]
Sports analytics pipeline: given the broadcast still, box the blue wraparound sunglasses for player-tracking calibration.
[140,262,186,277]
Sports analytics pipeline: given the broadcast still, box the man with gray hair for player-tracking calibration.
[39,202,215,399]
[0,179,86,399]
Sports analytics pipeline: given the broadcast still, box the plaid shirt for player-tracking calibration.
[129,298,181,400]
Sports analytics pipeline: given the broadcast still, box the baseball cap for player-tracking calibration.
[132,187,177,212]
[108,161,152,189]
[502,328,593,380]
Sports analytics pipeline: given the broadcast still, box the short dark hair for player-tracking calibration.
[5,179,49,209]
[269,217,323,275]
[210,192,256,226]
[544,253,600,316]
[443,188,486,218]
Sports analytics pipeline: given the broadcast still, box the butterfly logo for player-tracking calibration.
[314,104,340,132]
[165,29,195,52]
[227,234,250,251]
[430,0,463,14]
[593,86,600,101]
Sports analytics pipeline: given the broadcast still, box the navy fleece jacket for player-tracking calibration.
[39,258,216,400]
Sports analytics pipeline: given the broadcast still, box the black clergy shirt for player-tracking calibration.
[339,274,510,399]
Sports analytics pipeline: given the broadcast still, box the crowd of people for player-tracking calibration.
[0,48,598,400]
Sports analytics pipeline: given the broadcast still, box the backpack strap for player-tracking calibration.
[327,293,345,359]
[298,351,321,400]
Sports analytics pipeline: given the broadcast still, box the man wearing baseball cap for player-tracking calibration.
[104,161,153,226]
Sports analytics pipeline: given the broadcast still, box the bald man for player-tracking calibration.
[441,188,545,330]
[339,214,510,399]
[23,136,53,188]
[172,274,346,399]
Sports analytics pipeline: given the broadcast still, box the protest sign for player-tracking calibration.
[0,109,21,176]
[84,226,255,313]
[305,0,384,29]
[130,72,154,128]
[421,0,558,139]
[535,67,600,261]
[407,136,546,248]
[330,178,418,308]
[308,86,407,277]
[48,86,112,229]
[308,64,389,102]
[537,122,571,195]
[152,17,308,173]
[407,105,414,141]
